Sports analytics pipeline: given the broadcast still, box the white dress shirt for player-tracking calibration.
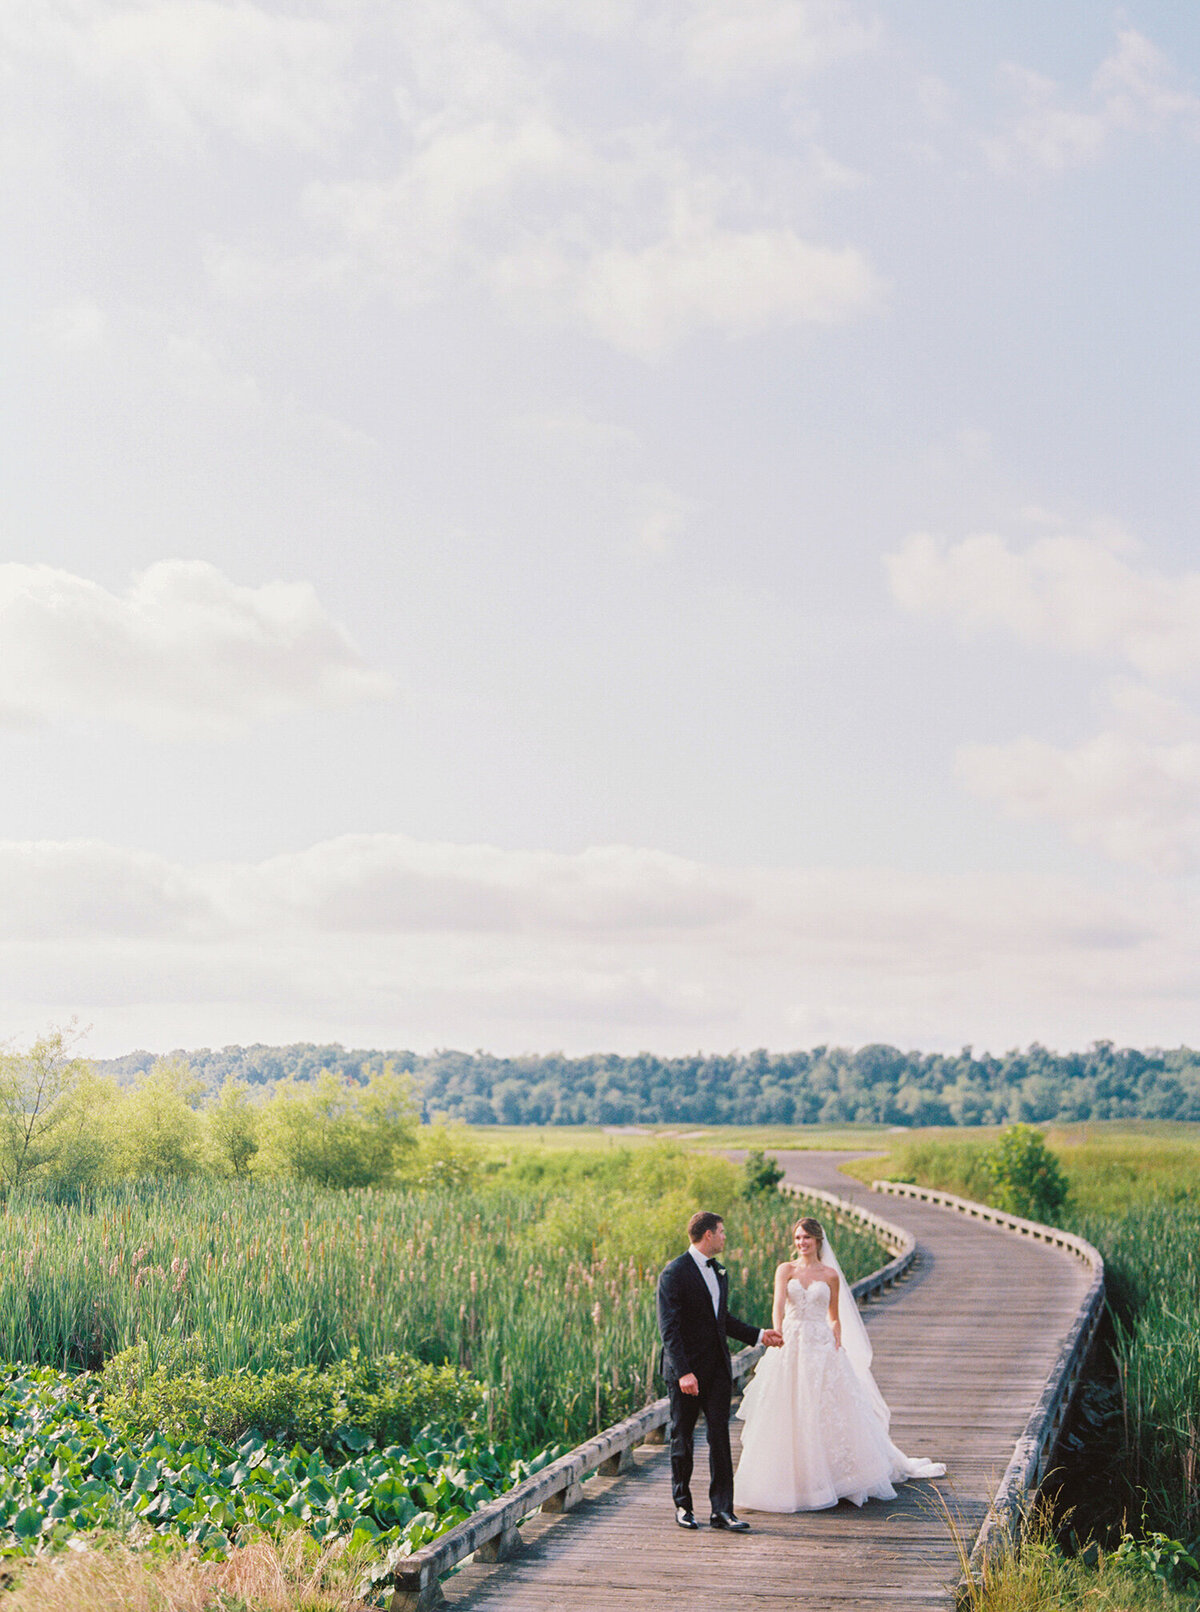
[687,1242,764,1343]
[688,1241,722,1314]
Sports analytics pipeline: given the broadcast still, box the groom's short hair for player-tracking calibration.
[688,1211,723,1242]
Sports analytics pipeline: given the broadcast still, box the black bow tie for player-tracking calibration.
[706,1258,720,1271]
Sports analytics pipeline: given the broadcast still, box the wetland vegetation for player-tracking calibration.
[847,1123,1200,1610]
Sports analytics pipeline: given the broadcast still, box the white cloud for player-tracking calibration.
[507,412,696,555]
[632,483,697,556]
[164,332,264,411]
[682,0,879,86]
[303,114,588,302]
[243,834,744,934]
[7,0,882,357]
[0,830,1157,954]
[123,0,881,354]
[890,529,1200,870]
[508,210,881,358]
[1,831,1193,1054]
[0,561,393,738]
[34,300,110,350]
[3,0,352,149]
[0,840,218,940]
[304,110,880,353]
[958,730,1200,874]
[988,29,1200,174]
[887,530,1200,678]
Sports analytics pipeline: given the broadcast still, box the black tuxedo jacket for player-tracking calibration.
[656,1250,760,1385]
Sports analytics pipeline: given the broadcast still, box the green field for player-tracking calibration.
[471,1122,901,1153]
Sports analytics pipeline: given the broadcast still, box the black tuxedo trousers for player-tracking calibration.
[667,1368,736,1515]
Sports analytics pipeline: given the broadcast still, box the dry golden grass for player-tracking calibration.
[1,1532,376,1612]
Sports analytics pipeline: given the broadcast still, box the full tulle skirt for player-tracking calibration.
[735,1309,945,1513]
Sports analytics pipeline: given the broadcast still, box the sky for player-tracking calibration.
[3,0,1199,1060]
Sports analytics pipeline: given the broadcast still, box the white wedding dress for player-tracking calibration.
[734,1277,945,1512]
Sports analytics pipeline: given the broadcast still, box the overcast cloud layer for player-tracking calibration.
[3,1,1199,1056]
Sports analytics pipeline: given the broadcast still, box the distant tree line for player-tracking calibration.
[95,1040,1200,1126]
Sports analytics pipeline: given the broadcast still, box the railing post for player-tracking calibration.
[391,1566,445,1612]
[542,1480,584,1513]
[474,1523,522,1562]
[600,1445,637,1476]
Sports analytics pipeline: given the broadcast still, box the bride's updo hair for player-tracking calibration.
[794,1216,825,1254]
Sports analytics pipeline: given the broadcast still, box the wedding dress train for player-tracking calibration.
[734,1278,945,1512]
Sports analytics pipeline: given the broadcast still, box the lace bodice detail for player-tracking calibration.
[783,1278,834,1348]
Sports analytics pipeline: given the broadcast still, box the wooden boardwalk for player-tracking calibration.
[438,1151,1094,1611]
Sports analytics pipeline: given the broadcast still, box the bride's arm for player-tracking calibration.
[772,1262,791,1331]
[826,1271,842,1349]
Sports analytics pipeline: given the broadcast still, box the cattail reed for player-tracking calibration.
[0,1174,880,1451]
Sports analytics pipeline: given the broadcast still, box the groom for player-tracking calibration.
[657,1211,783,1533]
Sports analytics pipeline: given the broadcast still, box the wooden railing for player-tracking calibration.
[389,1189,912,1612]
[872,1181,1106,1570]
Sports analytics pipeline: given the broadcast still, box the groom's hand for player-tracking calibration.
[678,1373,700,1396]
[762,1329,784,1348]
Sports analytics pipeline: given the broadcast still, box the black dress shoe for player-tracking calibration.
[710,1511,750,1531]
[675,1507,698,1529]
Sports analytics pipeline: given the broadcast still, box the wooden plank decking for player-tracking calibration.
[439,1151,1094,1611]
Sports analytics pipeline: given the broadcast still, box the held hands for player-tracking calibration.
[762,1329,784,1348]
[678,1373,700,1396]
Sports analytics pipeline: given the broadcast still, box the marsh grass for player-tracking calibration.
[472,1123,899,1154]
[0,1531,376,1612]
[959,1517,1199,1612]
[0,1160,883,1451]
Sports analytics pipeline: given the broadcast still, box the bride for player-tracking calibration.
[734,1215,945,1512]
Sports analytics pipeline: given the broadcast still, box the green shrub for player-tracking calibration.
[1112,1532,1200,1593]
[260,1068,418,1188]
[401,1122,484,1190]
[981,1124,1069,1221]
[99,1343,485,1456]
[741,1149,785,1197]
[118,1058,206,1180]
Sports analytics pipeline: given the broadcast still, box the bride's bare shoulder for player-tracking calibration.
[774,1259,797,1278]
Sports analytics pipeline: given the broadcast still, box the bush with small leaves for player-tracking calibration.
[741,1149,785,1198]
[981,1124,1069,1222]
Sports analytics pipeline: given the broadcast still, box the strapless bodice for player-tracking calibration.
[787,1278,830,1306]
[783,1278,834,1347]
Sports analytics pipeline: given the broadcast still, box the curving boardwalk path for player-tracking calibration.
[437,1152,1093,1611]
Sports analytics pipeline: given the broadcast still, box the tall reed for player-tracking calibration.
[1,1178,881,1451]
[1070,1200,1200,1542]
